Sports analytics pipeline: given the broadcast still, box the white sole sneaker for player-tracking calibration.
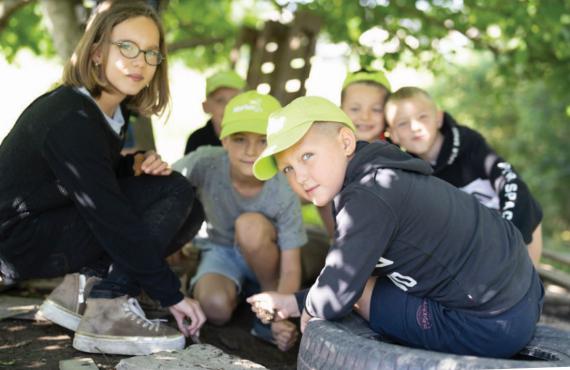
[72,331,186,356]
[39,299,81,331]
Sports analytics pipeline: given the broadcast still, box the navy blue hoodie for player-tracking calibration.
[300,141,534,320]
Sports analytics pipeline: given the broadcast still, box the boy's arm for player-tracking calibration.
[277,247,302,293]
[470,132,542,243]
[304,188,396,320]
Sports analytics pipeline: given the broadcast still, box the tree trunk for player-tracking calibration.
[39,0,82,61]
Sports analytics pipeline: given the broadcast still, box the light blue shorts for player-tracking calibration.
[189,239,259,294]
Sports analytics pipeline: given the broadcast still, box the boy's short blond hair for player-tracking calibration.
[385,86,434,106]
[62,1,169,117]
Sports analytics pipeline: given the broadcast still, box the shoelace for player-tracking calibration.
[123,298,166,332]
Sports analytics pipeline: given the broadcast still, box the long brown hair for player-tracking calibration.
[62,1,169,117]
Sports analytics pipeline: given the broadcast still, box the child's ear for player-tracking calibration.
[221,137,229,149]
[91,45,103,66]
[436,110,444,129]
[339,127,357,156]
[202,100,211,115]
[387,126,400,144]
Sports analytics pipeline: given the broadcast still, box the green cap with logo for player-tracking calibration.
[206,70,246,96]
[342,69,391,92]
[219,91,281,139]
[253,96,355,181]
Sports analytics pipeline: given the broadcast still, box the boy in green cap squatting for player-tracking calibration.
[173,91,307,351]
[247,96,543,357]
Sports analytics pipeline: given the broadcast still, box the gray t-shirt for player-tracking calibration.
[173,146,307,250]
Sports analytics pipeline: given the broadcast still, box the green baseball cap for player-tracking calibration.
[219,91,281,139]
[253,96,355,181]
[206,70,246,96]
[342,69,391,92]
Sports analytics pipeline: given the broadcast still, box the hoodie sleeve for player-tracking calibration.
[304,187,398,320]
[467,130,542,243]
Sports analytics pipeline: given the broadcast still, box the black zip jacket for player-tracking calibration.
[298,141,534,320]
[432,113,542,243]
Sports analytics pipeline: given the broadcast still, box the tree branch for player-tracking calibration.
[167,36,225,53]
[0,0,36,33]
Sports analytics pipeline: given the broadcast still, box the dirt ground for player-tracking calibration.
[0,282,298,370]
[1,281,570,370]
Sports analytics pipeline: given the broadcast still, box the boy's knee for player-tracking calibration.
[196,291,236,325]
[235,213,276,252]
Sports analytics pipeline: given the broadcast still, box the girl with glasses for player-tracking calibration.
[0,2,205,356]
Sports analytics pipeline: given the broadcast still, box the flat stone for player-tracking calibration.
[60,357,99,370]
[0,295,42,320]
[116,343,267,370]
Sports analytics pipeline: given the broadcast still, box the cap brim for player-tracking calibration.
[253,121,313,180]
[219,118,268,139]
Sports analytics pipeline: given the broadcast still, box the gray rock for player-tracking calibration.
[116,343,267,370]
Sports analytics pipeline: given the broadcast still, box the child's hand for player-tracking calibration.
[271,319,299,352]
[134,150,172,176]
[168,297,206,337]
[300,308,314,334]
[247,292,300,323]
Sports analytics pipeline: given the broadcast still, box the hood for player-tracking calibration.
[344,141,433,186]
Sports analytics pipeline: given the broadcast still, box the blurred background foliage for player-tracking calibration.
[1,0,569,242]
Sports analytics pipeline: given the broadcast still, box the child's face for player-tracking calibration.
[223,132,267,179]
[203,87,241,136]
[275,124,355,206]
[100,16,160,98]
[341,83,388,142]
[385,95,444,161]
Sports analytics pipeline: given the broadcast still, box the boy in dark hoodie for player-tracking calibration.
[247,96,543,358]
[384,87,543,266]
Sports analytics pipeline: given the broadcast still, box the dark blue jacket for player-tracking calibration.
[298,141,534,320]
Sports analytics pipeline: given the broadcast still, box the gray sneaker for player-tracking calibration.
[73,296,185,355]
[39,273,101,331]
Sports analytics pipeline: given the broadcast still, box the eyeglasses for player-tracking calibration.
[111,40,163,66]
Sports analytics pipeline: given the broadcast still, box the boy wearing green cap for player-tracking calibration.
[341,69,391,143]
[247,96,543,357]
[384,87,543,266]
[173,91,307,352]
[183,70,245,154]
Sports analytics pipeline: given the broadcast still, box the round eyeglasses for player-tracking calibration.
[111,40,163,66]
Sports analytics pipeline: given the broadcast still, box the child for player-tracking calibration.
[248,96,543,358]
[384,87,543,266]
[0,2,205,356]
[184,70,245,154]
[317,68,392,237]
[173,91,307,352]
[341,69,391,143]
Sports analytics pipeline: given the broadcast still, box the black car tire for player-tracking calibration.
[298,313,570,370]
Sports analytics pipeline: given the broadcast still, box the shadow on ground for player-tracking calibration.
[0,283,298,370]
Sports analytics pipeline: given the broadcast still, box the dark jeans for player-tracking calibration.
[3,173,204,299]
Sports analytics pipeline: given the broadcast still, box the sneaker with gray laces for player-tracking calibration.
[73,295,185,355]
[39,273,101,331]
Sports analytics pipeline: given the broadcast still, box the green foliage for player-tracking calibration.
[0,4,55,62]
[162,0,238,68]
